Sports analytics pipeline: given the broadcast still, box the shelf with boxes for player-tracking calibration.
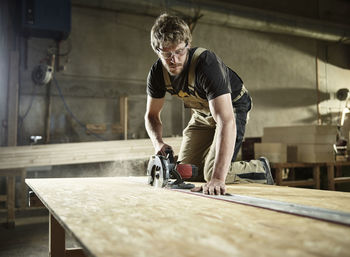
[253,125,349,189]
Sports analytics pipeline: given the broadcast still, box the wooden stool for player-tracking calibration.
[326,161,350,190]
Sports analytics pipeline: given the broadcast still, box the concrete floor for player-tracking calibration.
[0,210,81,257]
[0,217,49,257]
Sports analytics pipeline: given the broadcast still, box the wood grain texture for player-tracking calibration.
[7,51,19,147]
[0,137,182,169]
[222,183,350,212]
[26,177,350,257]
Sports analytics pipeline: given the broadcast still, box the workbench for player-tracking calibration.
[271,161,350,190]
[26,177,350,257]
[0,137,182,227]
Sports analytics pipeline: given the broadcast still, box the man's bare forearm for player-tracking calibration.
[145,114,164,148]
[211,120,236,182]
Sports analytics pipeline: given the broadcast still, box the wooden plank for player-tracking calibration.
[0,137,182,153]
[313,165,320,189]
[334,177,350,184]
[20,168,27,209]
[274,167,283,185]
[272,163,321,188]
[0,169,24,176]
[0,137,182,170]
[222,183,350,212]
[65,248,86,257]
[177,189,350,226]
[120,96,128,140]
[26,177,350,257]
[280,180,315,187]
[327,164,335,190]
[271,162,323,168]
[50,213,66,257]
[7,51,19,147]
[6,175,15,228]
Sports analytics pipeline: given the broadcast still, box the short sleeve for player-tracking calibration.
[147,61,166,98]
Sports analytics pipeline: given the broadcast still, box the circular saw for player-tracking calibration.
[147,150,198,189]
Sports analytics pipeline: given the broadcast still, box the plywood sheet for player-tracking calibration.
[26,177,350,257]
[223,183,350,212]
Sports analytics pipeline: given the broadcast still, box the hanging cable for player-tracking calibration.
[18,84,39,144]
[52,76,107,141]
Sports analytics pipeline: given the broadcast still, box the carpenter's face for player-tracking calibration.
[157,42,189,76]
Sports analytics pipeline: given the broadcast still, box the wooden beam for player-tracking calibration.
[65,248,86,257]
[6,175,15,228]
[0,137,182,170]
[50,213,66,257]
[7,51,19,146]
[313,165,320,189]
[327,164,335,190]
[334,177,350,184]
[280,180,315,187]
[120,96,128,140]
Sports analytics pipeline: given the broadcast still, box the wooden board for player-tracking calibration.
[7,51,19,147]
[0,137,182,169]
[220,183,350,212]
[26,177,350,257]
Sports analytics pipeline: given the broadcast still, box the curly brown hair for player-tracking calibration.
[150,13,192,52]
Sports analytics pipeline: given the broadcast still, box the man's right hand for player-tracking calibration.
[155,143,173,156]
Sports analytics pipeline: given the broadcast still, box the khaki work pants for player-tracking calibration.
[177,110,266,184]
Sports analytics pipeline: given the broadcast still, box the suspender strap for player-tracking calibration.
[232,85,247,103]
[161,47,247,102]
[188,47,206,91]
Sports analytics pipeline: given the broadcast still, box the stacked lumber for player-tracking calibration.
[0,137,183,169]
[255,125,336,163]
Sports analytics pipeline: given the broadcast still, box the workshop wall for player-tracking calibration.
[0,3,9,147]
[0,0,15,147]
[16,2,350,145]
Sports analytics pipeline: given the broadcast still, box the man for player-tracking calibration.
[145,13,273,195]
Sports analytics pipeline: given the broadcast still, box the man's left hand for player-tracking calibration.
[191,178,226,195]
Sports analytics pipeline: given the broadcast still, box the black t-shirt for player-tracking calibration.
[147,47,244,105]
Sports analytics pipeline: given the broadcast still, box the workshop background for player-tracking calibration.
[1,0,350,256]
[1,0,349,145]
[1,0,350,200]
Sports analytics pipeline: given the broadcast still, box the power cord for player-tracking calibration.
[52,76,107,141]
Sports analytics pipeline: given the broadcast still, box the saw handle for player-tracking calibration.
[165,148,175,163]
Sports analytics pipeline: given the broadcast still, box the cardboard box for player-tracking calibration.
[296,144,335,163]
[262,125,337,144]
[254,143,297,163]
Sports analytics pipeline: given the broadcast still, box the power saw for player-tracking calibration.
[147,150,198,189]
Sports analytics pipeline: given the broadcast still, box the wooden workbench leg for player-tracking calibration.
[49,213,66,257]
[20,168,27,210]
[6,175,15,228]
[275,167,283,186]
[327,165,335,191]
[313,165,320,189]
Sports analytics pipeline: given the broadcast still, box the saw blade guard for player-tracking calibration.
[147,155,170,188]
